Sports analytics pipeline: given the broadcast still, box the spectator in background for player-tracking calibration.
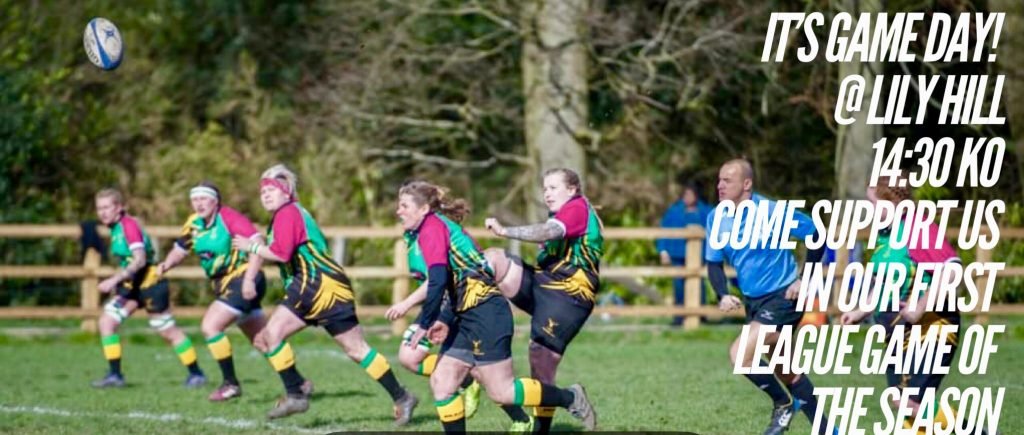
[656,177,713,326]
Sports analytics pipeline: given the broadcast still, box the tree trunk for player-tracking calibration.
[521,0,589,220]
[835,0,882,200]
[990,0,1024,200]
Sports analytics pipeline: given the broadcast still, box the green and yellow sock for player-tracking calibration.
[417,353,438,377]
[512,378,574,408]
[206,333,237,385]
[265,341,305,395]
[436,393,466,433]
[174,337,202,375]
[101,334,122,375]
[360,348,405,401]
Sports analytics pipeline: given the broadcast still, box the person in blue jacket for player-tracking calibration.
[656,177,713,326]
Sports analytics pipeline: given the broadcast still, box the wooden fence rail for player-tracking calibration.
[2,224,1023,334]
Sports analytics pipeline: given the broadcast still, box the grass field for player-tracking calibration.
[0,316,1021,434]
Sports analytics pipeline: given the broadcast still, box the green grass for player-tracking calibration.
[0,316,1021,434]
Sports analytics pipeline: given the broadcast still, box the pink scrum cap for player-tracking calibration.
[260,178,294,199]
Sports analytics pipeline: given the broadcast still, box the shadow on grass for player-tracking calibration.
[311,389,374,400]
[551,422,583,432]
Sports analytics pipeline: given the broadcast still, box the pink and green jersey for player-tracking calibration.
[409,212,500,313]
[108,213,159,289]
[174,206,260,281]
[266,202,350,292]
[535,195,604,303]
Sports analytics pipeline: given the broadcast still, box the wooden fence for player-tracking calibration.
[1,224,1023,334]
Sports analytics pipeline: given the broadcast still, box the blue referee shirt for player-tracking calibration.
[703,192,816,298]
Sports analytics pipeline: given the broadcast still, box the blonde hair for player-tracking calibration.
[261,164,298,196]
[95,188,125,205]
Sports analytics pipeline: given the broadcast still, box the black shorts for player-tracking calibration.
[281,271,359,336]
[898,313,961,401]
[117,279,170,314]
[873,311,905,341]
[441,296,513,366]
[212,271,266,314]
[744,287,802,327]
[510,264,593,354]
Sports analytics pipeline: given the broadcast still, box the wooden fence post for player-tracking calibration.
[392,239,409,336]
[683,228,703,331]
[975,244,994,325]
[81,248,101,331]
[332,235,347,265]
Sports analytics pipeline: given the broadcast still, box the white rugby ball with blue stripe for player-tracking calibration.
[83,18,123,70]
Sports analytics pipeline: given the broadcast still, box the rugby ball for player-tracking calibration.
[83,18,123,70]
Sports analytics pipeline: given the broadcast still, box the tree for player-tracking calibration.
[521,0,589,220]
[835,0,882,200]
[992,0,1024,199]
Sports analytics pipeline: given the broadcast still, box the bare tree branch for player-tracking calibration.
[364,148,497,169]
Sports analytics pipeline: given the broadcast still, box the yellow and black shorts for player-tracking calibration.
[281,269,359,336]
[117,280,170,314]
[509,263,595,355]
[212,270,266,315]
[441,296,513,366]
[895,312,961,400]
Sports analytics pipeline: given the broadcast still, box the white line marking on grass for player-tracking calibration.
[0,404,344,434]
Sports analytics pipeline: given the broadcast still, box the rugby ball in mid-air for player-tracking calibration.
[83,18,123,70]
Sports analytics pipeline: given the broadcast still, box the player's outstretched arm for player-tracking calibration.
[240,236,265,300]
[485,217,565,243]
[708,261,740,311]
[231,235,287,263]
[386,283,427,321]
[406,264,450,347]
[157,245,189,275]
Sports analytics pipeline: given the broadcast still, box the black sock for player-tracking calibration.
[217,356,238,385]
[535,415,553,433]
[460,374,474,389]
[442,418,466,433]
[539,384,575,408]
[279,366,305,395]
[109,359,122,376]
[743,373,791,407]
[186,362,202,376]
[787,375,826,430]
[501,405,530,423]
[377,369,406,401]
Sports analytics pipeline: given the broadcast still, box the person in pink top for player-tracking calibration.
[484,168,605,433]
[230,164,418,423]
[158,181,310,402]
[91,188,206,390]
